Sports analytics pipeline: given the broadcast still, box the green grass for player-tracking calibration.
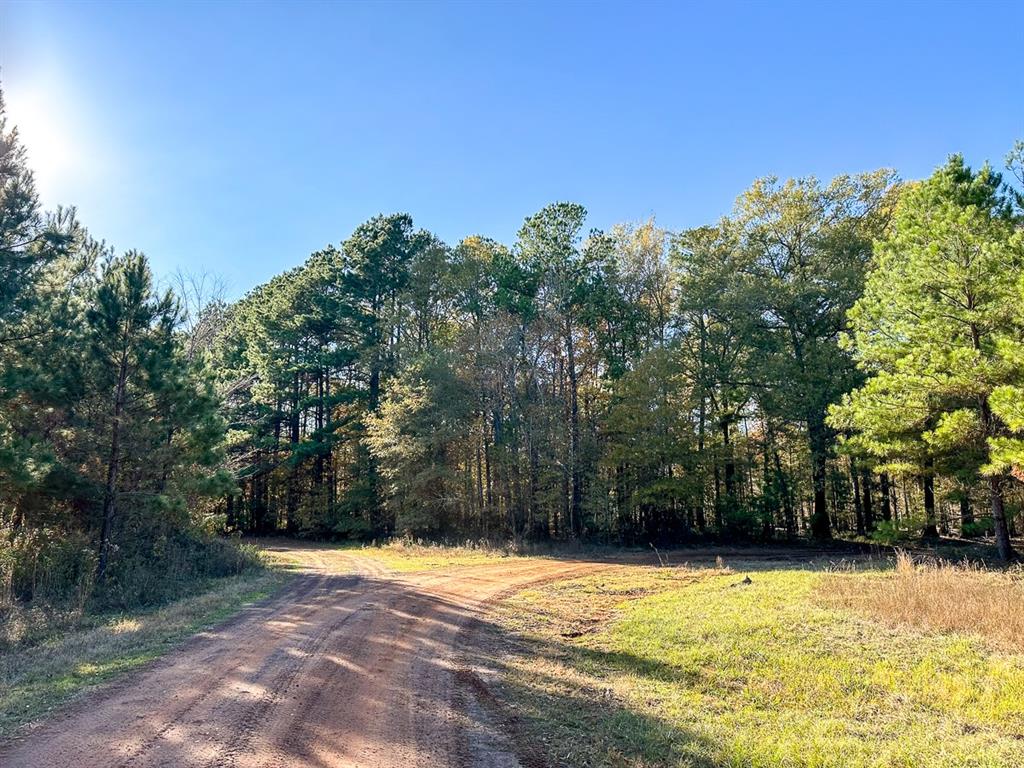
[0,570,290,740]
[260,537,528,573]
[489,564,1024,768]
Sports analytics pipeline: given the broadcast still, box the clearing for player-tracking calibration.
[1,541,1022,767]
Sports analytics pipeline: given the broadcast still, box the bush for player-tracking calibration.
[0,523,265,649]
[869,517,927,545]
[95,531,264,609]
[0,527,96,608]
[962,519,995,538]
[0,527,97,649]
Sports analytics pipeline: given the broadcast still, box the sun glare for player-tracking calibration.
[6,78,78,199]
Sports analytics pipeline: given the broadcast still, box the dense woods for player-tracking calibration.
[216,162,1022,560]
[2,87,1024,628]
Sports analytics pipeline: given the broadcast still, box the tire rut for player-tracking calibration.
[0,551,621,767]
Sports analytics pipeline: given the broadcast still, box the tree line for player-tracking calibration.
[3,85,1024,605]
[212,151,1024,560]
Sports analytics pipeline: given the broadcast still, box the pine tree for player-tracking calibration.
[0,87,89,530]
[834,156,1022,561]
[516,203,596,537]
[83,252,188,579]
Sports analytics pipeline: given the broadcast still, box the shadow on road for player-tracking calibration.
[0,548,846,767]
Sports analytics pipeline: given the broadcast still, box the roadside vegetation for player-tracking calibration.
[1,536,266,650]
[260,537,527,573]
[0,567,286,740]
[825,551,1024,652]
[487,557,1024,768]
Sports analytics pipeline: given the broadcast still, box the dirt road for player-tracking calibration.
[0,548,606,767]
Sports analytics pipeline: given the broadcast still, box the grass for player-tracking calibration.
[0,569,289,740]
[824,551,1024,652]
[487,559,1024,767]
[259,536,529,573]
[357,538,527,571]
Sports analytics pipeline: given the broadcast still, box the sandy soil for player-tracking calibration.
[0,548,608,767]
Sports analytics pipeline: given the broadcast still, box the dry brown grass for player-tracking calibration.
[825,551,1024,652]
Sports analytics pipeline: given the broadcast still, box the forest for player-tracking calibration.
[3,87,1024,619]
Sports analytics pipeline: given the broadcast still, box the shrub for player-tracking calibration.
[0,527,97,649]
[0,522,265,649]
[0,527,96,608]
[962,519,995,538]
[869,518,927,545]
[94,531,264,609]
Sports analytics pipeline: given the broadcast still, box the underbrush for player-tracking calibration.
[824,551,1024,652]
[0,569,286,740]
[0,527,265,651]
[95,533,265,609]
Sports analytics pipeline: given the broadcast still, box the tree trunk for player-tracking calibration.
[879,472,892,522]
[851,464,865,536]
[959,495,973,529]
[313,371,324,491]
[722,419,735,523]
[286,371,300,534]
[775,451,795,537]
[977,389,1016,560]
[921,458,939,539]
[713,464,723,532]
[861,471,875,532]
[807,415,831,540]
[483,427,493,525]
[697,386,707,532]
[697,315,709,533]
[475,441,485,531]
[761,430,776,539]
[988,474,1017,562]
[97,350,129,582]
[326,370,336,515]
[565,318,582,537]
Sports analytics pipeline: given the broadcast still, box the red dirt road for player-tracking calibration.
[0,551,606,767]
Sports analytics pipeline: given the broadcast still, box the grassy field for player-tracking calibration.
[0,570,289,741]
[487,557,1024,768]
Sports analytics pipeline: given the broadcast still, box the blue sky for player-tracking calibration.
[2,1,1022,297]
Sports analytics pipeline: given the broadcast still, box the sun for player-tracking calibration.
[5,77,78,199]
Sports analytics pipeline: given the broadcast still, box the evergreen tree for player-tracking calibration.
[515,203,596,537]
[833,156,1022,560]
[82,252,189,578]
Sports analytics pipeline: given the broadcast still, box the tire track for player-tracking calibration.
[0,548,624,767]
